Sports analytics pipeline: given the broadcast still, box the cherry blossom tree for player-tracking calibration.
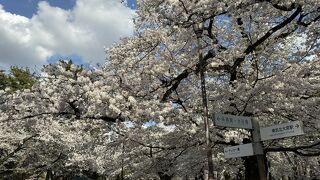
[0,61,126,179]
[106,0,320,179]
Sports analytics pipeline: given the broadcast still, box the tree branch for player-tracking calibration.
[67,100,81,119]
[268,2,297,11]
[0,134,39,165]
[265,141,320,156]
[229,5,302,81]
[2,111,123,123]
[161,68,193,102]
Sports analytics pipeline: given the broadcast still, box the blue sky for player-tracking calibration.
[0,0,137,18]
[0,0,76,18]
[0,0,136,69]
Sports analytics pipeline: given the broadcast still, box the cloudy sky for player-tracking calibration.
[0,0,136,70]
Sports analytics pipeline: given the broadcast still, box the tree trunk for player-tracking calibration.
[242,137,267,180]
[158,172,173,180]
[244,156,259,180]
[243,155,268,180]
[45,170,53,180]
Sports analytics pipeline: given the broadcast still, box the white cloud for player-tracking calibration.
[0,0,134,69]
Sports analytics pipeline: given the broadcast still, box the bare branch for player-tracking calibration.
[265,141,320,156]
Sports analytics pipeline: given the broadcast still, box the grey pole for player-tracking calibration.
[252,118,267,180]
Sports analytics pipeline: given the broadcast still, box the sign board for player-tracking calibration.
[260,121,304,141]
[214,113,253,129]
[224,143,254,158]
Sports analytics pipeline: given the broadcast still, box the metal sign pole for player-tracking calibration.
[252,118,267,180]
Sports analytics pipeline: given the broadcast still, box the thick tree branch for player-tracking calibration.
[207,19,214,40]
[0,134,39,165]
[297,14,320,27]
[229,5,302,81]
[2,111,123,123]
[265,141,320,156]
[85,113,124,122]
[67,100,81,119]
[161,68,193,102]
[2,112,73,122]
[245,5,302,54]
[268,2,297,11]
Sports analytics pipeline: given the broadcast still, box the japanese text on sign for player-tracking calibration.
[214,113,253,129]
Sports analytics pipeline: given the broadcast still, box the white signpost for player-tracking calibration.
[260,121,304,141]
[214,113,305,180]
[224,143,254,158]
[214,113,253,129]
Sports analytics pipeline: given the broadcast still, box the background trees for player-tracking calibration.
[0,66,36,92]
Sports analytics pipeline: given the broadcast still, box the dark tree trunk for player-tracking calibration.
[83,170,100,180]
[242,137,267,180]
[243,156,259,180]
[46,170,53,180]
[243,155,268,180]
[158,172,173,180]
